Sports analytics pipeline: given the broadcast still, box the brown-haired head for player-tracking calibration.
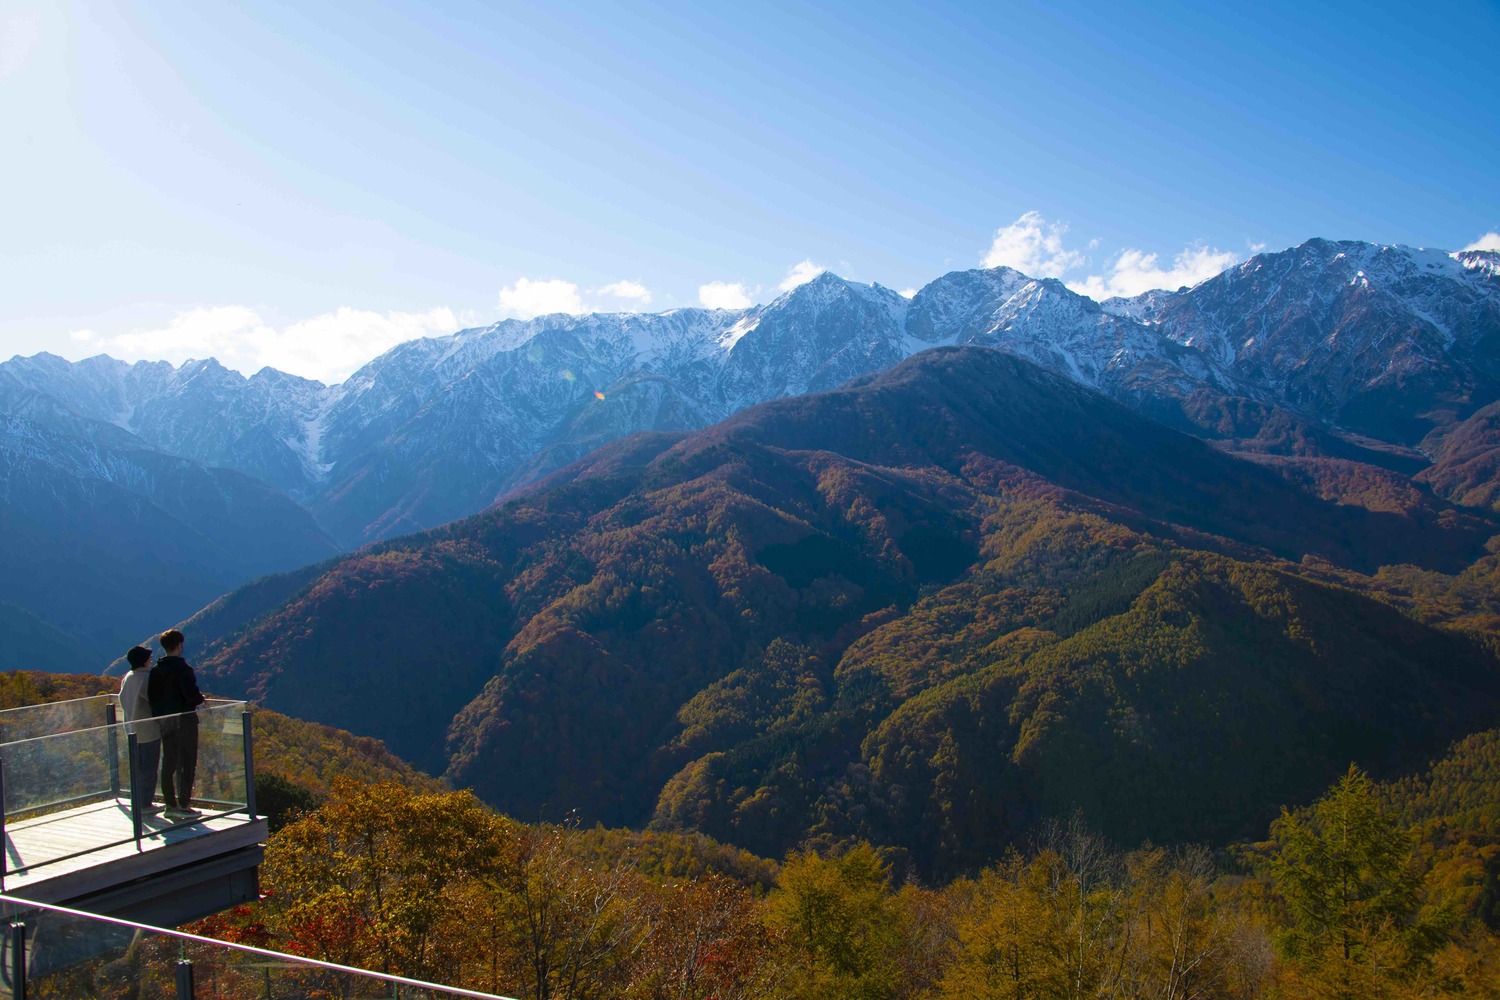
[159,629,185,653]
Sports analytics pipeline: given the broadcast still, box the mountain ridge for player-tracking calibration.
[7,238,1500,665]
[188,347,1500,872]
[9,238,1495,552]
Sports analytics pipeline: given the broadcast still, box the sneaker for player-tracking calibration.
[165,807,202,820]
[142,804,165,815]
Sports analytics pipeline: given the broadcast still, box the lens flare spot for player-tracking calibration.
[594,390,606,400]
[560,369,576,382]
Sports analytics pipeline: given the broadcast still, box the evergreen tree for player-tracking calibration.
[766,843,905,1000]
[1269,765,1425,991]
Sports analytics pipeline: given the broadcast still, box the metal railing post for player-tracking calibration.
[241,710,257,821]
[0,757,7,892]
[175,958,194,999]
[127,732,142,849]
[106,703,120,800]
[9,921,24,1000]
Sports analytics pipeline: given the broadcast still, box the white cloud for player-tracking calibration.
[0,9,43,82]
[1463,232,1500,252]
[699,281,754,310]
[778,260,827,292]
[983,211,1088,277]
[282,308,462,380]
[596,280,652,305]
[981,210,1240,298]
[69,305,460,384]
[898,288,918,299]
[1069,244,1241,300]
[497,278,588,319]
[497,275,653,317]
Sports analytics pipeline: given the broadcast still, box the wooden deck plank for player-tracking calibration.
[3,797,266,904]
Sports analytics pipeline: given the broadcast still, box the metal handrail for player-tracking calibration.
[0,695,242,719]
[0,892,520,1000]
[0,694,113,717]
[0,702,248,749]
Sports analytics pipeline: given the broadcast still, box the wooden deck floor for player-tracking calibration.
[3,798,265,904]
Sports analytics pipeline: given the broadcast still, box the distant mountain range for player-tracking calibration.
[3,238,1498,664]
[186,347,1500,875]
[0,390,338,660]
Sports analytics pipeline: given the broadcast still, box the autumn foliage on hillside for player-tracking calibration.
[9,670,1500,995]
[188,348,1500,881]
[161,763,1497,1000]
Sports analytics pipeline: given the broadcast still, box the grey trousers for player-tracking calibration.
[132,738,161,815]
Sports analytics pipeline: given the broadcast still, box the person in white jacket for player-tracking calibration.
[119,645,163,817]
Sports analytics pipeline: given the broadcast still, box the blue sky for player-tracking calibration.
[3,0,1498,382]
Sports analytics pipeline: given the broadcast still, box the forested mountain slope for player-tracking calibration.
[193,348,1500,875]
[8,240,1499,672]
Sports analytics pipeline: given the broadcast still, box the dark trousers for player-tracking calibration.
[132,738,160,815]
[160,713,199,808]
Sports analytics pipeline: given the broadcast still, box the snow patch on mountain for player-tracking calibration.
[719,313,762,351]
[8,238,1499,546]
[1456,250,1500,279]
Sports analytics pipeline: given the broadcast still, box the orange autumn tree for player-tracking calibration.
[260,778,512,983]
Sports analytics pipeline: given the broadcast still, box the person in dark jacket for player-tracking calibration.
[149,628,206,820]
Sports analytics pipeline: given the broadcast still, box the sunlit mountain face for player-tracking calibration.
[7,241,1496,551]
[4,240,1498,667]
[179,346,1500,876]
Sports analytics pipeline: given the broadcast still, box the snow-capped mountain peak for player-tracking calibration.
[8,237,1497,547]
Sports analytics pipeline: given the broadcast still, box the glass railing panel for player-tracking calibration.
[0,897,173,999]
[182,941,467,998]
[1,702,253,881]
[0,723,135,877]
[0,723,121,820]
[0,894,516,1000]
[190,702,250,816]
[0,696,116,748]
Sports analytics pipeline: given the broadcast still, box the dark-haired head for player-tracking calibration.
[159,629,185,654]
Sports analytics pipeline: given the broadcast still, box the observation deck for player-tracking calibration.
[0,695,266,928]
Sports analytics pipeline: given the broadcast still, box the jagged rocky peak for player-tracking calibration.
[731,271,910,356]
[905,266,1039,344]
[173,356,234,378]
[744,269,906,335]
[1107,237,1500,443]
[1114,238,1490,357]
[708,272,912,414]
[759,270,909,325]
[0,353,164,429]
[247,365,326,390]
[1456,248,1500,279]
[1109,239,1499,329]
[1099,287,1182,323]
[1199,237,1496,302]
[903,267,1176,392]
[7,236,1500,547]
[3,351,81,378]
